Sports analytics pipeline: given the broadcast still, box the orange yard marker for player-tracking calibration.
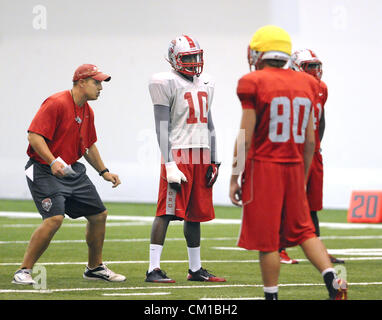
[348,191,382,223]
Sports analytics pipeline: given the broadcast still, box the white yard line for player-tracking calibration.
[212,247,246,251]
[0,237,237,245]
[0,284,259,294]
[0,260,259,266]
[212,246,382,257]
[1,235,381,245]
[2,211,382,229]
[1,282,382,294]
[327,248,382,256]
[102,292,171,297]
[2,255,382,267]
[320,235,382,240]
[319,222,382,230]
[2,222,149,228]
[0,212,235,225]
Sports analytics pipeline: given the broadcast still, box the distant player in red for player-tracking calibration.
[289,49,344,264]
[229,25,347,300]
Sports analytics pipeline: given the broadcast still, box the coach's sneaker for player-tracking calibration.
[83,263,126,282]
[187,268,226,282]
[145,268,176,283]
[280,249,299,264]
[331,279,348,300]
[12,268,36,285]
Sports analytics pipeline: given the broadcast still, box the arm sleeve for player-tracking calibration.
[207,110,217,162]
[154,104,173,163]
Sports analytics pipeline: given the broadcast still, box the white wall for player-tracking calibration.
[0,0,381,209]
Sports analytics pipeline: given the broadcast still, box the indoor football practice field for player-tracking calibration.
[1,199,382,300]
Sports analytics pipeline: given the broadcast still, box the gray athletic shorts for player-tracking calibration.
[25,158,106,220]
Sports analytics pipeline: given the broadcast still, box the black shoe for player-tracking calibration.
[330,279,348,300]
[145,268,175,283]
[187,268,226,282]
[329,254,345,264]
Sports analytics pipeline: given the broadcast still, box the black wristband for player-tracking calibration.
[99,168,109,176]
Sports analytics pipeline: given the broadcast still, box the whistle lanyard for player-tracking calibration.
[70,90,88,155]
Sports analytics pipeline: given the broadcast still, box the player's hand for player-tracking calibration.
[103,172,121,188]
[206,162,221,187]
[165,161,187,192]
[229,176,242,207]
[51,161,66,178]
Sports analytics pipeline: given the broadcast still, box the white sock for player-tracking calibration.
[263,286,279,293]
[187,246,201,272]
[321,267,336,277]
[149,244,163,273]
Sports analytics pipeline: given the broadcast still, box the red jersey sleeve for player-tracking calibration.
[28,97,60,141]
[319,81,328,106]
[237,75,257,110]
[323,82,328,105]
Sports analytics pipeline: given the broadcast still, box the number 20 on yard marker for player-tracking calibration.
[347,191,382,223]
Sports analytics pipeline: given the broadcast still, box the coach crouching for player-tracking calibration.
[12,64,125,285]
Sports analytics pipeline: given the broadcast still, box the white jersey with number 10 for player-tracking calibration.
[148,69,214,150]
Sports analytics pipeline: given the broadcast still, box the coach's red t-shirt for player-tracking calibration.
[27,90,97,165]
[237,67,319,163]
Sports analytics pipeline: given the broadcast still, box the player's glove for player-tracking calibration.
[206,162,221,188]
[165,161,187,192]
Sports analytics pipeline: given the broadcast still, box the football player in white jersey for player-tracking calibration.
[145,35,226,283]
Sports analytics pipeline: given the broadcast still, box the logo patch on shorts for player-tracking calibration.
[41,198,52,212]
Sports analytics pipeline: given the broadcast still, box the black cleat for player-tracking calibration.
[329,254,345,264]
[187,268,226,282]
[145,268,175,283]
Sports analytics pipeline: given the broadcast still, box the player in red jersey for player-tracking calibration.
[229,25,347,300]
[288,49,344,264]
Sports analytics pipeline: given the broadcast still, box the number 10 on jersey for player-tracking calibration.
[185,91,208,124]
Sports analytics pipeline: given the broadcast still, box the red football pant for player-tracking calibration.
[238,160,316,252]
[306,151,323,211]
[156,149,215,222]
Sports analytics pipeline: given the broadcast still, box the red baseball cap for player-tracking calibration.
[73,64,111,82]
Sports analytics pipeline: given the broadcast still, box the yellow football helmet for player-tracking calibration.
[248,25,292,71]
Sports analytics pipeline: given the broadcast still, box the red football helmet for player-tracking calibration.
[291,49,323,80]
[167,35,204,77]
